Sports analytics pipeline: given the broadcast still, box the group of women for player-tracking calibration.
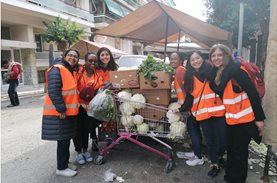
[41,47,118,177]
[41,43,265,182]
[171,44,265,183]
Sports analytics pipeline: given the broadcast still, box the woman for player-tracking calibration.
[170,52,186,105]
[73,52,103,164]
[89,47,118,151]
[178,51,226,177]
[209,44,265,183]
[41,49,80,177]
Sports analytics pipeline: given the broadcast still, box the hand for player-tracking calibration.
[255,121,264,136]
[59,113,66,120]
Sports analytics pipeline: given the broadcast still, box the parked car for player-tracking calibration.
[117,55,165,70]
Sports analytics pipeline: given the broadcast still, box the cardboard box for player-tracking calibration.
[132,89,171,105]
[139,72,172,90]
[109,70,139,89]
[136,105,167,121]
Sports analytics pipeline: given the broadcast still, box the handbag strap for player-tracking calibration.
[195,80,207,115]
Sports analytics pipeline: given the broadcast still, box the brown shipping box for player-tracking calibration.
[132,89,171,105]
[109,70,139,89]
[139,72,172,90]
[136,105,167,121]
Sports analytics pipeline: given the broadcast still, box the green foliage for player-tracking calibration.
[41,16,84,50]
[204,0,270,47]
[137,55,174,81]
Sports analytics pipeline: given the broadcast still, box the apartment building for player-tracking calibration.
[1,0,175,88]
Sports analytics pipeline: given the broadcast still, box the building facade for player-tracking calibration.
[1,0,175,89]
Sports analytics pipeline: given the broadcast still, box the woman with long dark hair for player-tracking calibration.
[178,50,226,178]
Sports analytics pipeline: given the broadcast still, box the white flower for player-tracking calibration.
[130,94,146,109]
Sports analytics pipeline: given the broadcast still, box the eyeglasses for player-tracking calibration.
[67,54,79,59]
[88,59,97,63]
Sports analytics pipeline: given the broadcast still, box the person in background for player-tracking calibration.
[89,47,118,151]
[41,49,80,177]
[73,52,103,164]
[209,44,265,183]
[2,59,22,107]
[177,51,226,178]
[170,52,186,105]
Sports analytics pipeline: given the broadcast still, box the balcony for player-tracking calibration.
[28,0,94,22]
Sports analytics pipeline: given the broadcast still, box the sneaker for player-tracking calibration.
[56,168,77,177]
[186,156,204,166]
[208,164,220,177]
[68,163,77,171]
[76,153,85,165]
[176,151,195,159]
[83,151,93,162]
[7,104,16,107]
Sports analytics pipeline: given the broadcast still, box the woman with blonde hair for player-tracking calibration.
[209,44,265,183]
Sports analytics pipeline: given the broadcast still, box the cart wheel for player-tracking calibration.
[165,160,174,173]
[94,155,104,165]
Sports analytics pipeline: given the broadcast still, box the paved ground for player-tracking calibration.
[1,91,276,183]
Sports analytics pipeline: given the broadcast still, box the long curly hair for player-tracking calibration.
[96,47,118,71]
[209,44,233,85]
[184,50,210,93]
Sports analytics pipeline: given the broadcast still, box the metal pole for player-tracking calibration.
[164,16,169,62]
[177,30,181,52]
[237,2,244,56]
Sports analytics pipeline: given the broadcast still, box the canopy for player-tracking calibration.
[71,40,126,59]
[95,0,232,48]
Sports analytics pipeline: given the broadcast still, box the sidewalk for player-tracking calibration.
[1,83,45,101]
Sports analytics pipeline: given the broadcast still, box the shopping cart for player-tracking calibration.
[94,93,186,173]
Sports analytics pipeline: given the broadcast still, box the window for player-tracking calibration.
[35,34,43,52]
[1,26,11,40]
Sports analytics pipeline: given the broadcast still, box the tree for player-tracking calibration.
[203,0,270,70]
[42,17,84,52]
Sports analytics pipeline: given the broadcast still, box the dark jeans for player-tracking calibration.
[73,106,91,152]
[224,123,253,183]
[186,116,202,157]
[73,106,103,152]
[8,79,19,106]
[200,117,226,164]
[90,117,103,140]
[57,139,70,170]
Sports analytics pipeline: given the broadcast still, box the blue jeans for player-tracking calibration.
[186,116,202,157]
[200,117,226,164]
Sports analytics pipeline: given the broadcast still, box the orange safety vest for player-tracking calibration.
[78,68,103,111]
[96,69,111,83]
[223,79,255,125]
[190,76,225,121]
[174,66,186,104]
[43,64,79,116]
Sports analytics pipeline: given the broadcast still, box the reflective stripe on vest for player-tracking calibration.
[174,77,185,102]
[192,105,225,116]
[190,76,225,121]
[43,64,79,116]
[223,81,254,125]
[193,93,220,104]
[62,90,77,96]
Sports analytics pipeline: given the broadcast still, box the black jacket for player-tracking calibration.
[41,58,77,141]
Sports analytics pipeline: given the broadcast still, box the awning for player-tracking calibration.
[104,0,130,17]
[71,39,126,59]
[96,1,232,48]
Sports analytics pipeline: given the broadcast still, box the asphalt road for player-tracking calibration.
[1,94,273,183]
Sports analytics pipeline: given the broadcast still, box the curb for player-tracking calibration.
[1,90,45,101]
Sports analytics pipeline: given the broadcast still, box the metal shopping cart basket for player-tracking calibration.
[94,93,186,173]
